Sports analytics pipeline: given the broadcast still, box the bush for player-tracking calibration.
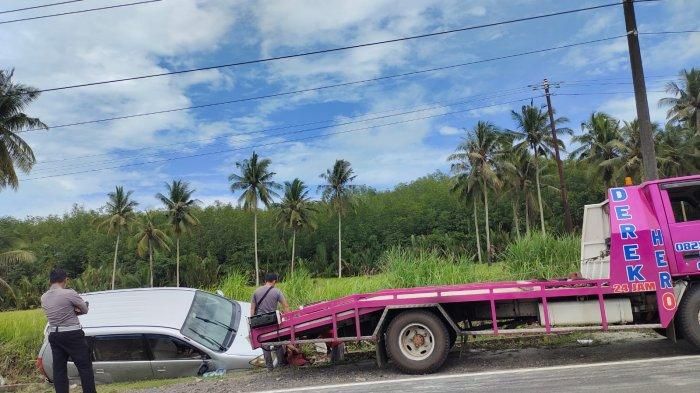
[501,233,580,279]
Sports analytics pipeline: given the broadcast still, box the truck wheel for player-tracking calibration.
[677,285,700,349]
[385,310,450,374]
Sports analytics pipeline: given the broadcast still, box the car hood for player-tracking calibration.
[227,301,262,356]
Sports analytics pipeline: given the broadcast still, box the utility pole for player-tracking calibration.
[543,79,573,233]
[623,0,658,180]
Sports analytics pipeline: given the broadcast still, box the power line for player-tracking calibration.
[30,90,537,173]
[21,96,540,181]
[19,34,630,133]
[639,30,700,35]
[32,87,534,166]
[0,0,85,15]
[10,2,632,95]
[0,0,161,25]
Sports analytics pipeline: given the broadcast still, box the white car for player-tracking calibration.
[37,288,262,384]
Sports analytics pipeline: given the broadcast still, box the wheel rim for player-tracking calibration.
[398,323,435,361]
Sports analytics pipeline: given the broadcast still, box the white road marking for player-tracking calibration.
[256,354,700,393]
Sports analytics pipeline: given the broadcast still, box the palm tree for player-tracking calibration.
[660,68,700,137]
[0,231,36,301]
[571,112,624,191]
[499,139,536,239]
[156,180,199,287]
[657,124,699,177]
[448,121,503,264]
[229,152,280,285]
[134,212,171,288]
[97,186,138,290]
[0,69,48,190]
[450,171,483,263]
[277,179,317,276]
[319,159,356,278]
[510,103,569,235]
[605,119,662,182]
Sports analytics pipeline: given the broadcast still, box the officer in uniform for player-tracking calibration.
[40,268,96,393]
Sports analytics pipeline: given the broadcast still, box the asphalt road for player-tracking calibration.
[258,355,700,393]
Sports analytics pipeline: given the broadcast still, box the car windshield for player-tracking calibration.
[181,291,240,352]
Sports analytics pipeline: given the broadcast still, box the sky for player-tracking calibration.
[1,0,699,218]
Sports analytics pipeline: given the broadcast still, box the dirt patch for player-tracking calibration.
[134,331,696,393]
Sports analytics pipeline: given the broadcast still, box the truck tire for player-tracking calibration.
[385,310,450,374]
[677,284,700,349]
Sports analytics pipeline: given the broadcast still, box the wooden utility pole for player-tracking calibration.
[623,0,658,180]
[543,79,573,233]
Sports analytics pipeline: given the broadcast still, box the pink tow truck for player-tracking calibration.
[250,175,700,374]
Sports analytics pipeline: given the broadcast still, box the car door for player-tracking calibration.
[91,334,153,383]
[661,181,700,274]
[146,334,210,379]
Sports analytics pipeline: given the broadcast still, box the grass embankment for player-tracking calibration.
[0,309,46,383]
[1,234,579,384]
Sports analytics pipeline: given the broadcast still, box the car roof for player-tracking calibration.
[78,287,197,330]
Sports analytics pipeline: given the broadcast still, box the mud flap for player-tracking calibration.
[375,335,388,368]
[667,319,677,343]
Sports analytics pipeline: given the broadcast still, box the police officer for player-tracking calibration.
[40,268,96,393]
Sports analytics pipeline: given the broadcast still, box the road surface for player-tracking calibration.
[258,355,700,393]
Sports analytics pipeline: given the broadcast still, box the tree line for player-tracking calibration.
[0,67,698,309]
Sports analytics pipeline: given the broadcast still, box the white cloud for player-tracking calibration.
[438,125,461,135]
[597,91,668,124]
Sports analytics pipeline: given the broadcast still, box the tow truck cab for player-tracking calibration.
[581,175,700,330]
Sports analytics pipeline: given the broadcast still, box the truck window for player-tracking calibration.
[666,183,700,222]
[93,335,148,362]
[146,335,206,360]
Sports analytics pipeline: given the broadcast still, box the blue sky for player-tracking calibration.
[1,0,699,217]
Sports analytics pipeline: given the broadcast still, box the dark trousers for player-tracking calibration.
[48,330,96,393]
[262,345,287,370]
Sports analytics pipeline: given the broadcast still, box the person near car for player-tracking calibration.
[250,272,290,370]
[40,268,96,393]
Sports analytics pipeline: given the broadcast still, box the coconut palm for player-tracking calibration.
[510,103,569,235]
[134,212,171,288]
[499,138,536,238]
[450,171,483,263]
[0,231,36,302]
[229,152,280,285]
[319,159,356,278]
[660,68,700,136]
[156,180,199,287]
[571,112,624,191]
[448,121,503,264]
[0,69,48,190]
[657,125,699,177]
[603,119,662,182]
[97,186,138,290]
[277,179,317,276]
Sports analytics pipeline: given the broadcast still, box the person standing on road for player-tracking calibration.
[250,272,290,371]
[40,268,96,393]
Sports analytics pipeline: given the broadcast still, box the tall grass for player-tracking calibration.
[0,309,45,383]
[501,233,580,279]
[382,247,511,288]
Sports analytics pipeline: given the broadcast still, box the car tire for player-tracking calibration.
[385,310,450,374]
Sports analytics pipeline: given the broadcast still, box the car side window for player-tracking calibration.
[92,335,148,362]
[146,335,206,360]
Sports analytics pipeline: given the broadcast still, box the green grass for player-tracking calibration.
[0,309,46,383]
[501,233,580,279]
